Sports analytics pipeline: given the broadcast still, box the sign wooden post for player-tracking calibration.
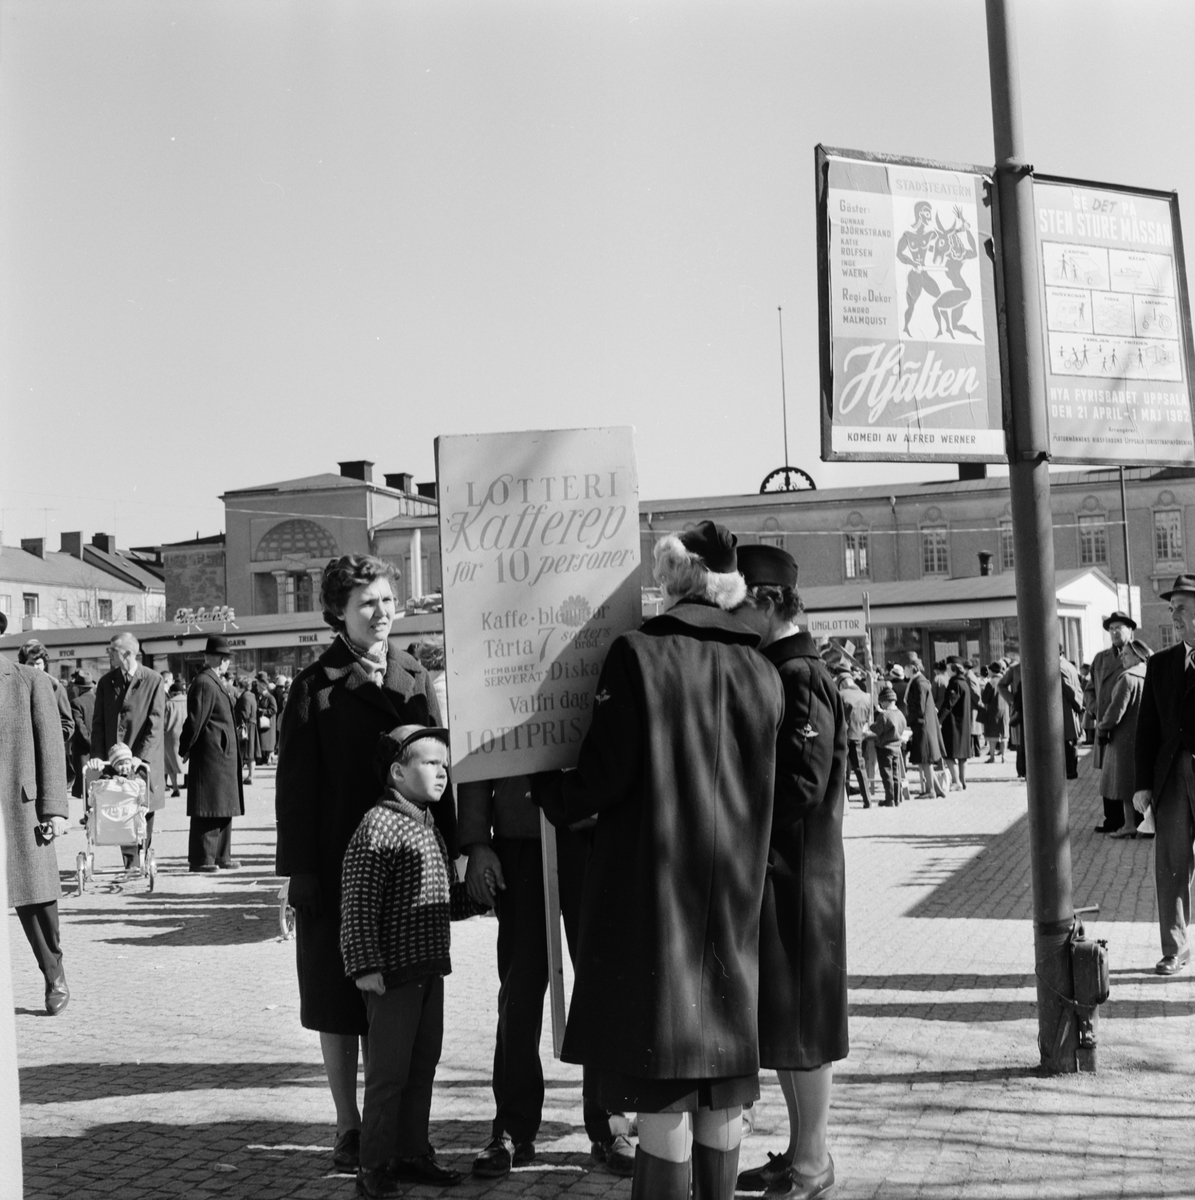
[436,427,641,1056]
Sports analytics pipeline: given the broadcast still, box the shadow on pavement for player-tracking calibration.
[21,1061,328,1103]
[850,973,1034,991]
[22,1119,609,1200]
[64,889,285,947]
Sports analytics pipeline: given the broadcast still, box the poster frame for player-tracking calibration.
[1030,171,1195,468]
[816,143,1008,465]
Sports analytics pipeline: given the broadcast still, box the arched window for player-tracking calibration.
[254,519,338,562]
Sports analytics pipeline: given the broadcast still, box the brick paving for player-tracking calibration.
[12,746,1195,1198]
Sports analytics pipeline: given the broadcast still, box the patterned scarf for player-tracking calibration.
[338,633,388,685]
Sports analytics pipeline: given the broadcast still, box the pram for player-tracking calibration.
[77,766,156,893]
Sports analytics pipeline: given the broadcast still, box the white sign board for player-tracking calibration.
[805,610,867,638]
[436,427,641,783]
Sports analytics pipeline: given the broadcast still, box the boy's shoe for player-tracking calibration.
[355,1167,401,1199]
[390,1154,462,1186]
[592,1134,635,1176]
[332,1128,361,1171]
[512,1141,536,1167]
[472,1136,512,1178]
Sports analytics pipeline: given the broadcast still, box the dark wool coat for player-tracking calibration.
[979,678,1009,739]
[70,685,96,783]
[937,675,971,760]
[180,668,244,819]
[1135,641,1195,797]
[255,688,278,755]
[235,687,259,763]
[92,665,166,811]
[275,637,455,1035]
[1098,661,1146,801]
[905,671,944,765]
[757,633,849,1070]
[535,601,785,1082]
[2,658,69,908]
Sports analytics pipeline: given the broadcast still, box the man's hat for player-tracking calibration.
[737,544,798,589]
[1160,574,1195,601]
[204,635,235,657]
[887,664,906,680]
[1102,610,1137,631]
[73,669,94,686]
[678,520,738,574]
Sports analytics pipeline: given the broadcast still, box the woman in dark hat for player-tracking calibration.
[733,544,847,1200]
[937,659,972,791]
[275,554,455,1175]
[534,520,783,1200]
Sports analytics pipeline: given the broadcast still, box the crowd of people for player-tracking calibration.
[9,548,1195,1200]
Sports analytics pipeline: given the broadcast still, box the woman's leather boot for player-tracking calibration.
[630,1146,691,1200]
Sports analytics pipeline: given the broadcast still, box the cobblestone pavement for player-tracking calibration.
[13,747,1195,1198]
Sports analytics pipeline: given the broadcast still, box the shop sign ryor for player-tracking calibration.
[1033,176,1195,465]
[816,145,1005,463]
[435,427,641,782]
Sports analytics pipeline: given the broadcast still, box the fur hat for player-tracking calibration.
[678,520,738,574]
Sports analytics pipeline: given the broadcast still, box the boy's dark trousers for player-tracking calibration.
[491,829,614,1146]
[877,746,903,806]
[360,975,444,1170]
[847,739,871,799]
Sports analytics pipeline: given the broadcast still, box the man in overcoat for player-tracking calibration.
[69,670,97,798]
[1134,576,1195,975]
[1089,612,1150,832]
[90,632,166,867]
[180,636,244,872]
[1,653,71,1014]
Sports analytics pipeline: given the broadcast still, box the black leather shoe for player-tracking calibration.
[45,973,69,1016]
[472,1136,512,1178]
[216,859,241,870]
[512,1140,536,1167]
[355,1167,400,1199]
[765,1153,836,1199]
[737,1151,793,1192]
[189,864,219,873]
[333,1128,361,1171]
[1157,953,1191,976]
[592,1134,636,1176]
[390,1154,461,1186]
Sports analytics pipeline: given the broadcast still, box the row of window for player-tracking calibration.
[841,509,1185,579]
[0,592,135,622]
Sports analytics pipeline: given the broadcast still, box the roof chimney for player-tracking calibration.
[338,460,374,482]
[61,531,83,559]
[384,471,415,493]
[20,537,44,559]
[978,551,994,576]
[416,481,437,501]
[91,532,115,554]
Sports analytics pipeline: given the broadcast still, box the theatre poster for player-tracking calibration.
[816,145,1005,463]
[435,427,641,783]
[1033,177,1195,466]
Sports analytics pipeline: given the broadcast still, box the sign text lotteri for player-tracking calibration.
[435,428,641,783]
[816,145,1005,463]
[1033,177,1195,465]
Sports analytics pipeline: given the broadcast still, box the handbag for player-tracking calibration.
[258,714,271,730]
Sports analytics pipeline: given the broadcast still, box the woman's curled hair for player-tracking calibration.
[320,554,401,632]
[653,534,747,611]
[744,583,802,624]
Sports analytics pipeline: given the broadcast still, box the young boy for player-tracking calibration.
[870,687,909,807]
[340,724,482,1198]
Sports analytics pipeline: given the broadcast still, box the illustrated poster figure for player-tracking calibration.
[930,207,979,339]
[896,201,941,335]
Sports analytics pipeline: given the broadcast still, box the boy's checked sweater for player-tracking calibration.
[340,790,483,987]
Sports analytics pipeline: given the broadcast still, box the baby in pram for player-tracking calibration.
[95,743,150,869]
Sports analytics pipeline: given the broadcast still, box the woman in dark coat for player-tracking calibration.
[733,546,847,1200]
[534,522,784,1200]
[937,661,972,790]
[981,663,1009,763]
[233,679,258,784]
[275,554,455,1174]
[905,655,946,798]
[253,678,277,764]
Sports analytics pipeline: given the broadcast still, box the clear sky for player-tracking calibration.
[1,0,1192,547]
